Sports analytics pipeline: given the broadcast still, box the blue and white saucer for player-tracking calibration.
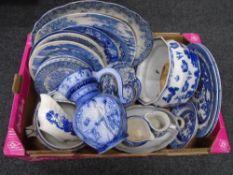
[35,13,136,63]
[32,30,107,64]
[188,43,222,138]
[64,26,121,64]
[169,102,198,148]
[29,40,104,79]
[32,0,153,66]
[34,57,90,94]
[116,105,178,153]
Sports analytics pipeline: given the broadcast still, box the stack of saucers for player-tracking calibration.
[26,1,222,154]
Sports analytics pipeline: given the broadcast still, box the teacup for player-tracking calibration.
[100,62,141,106]
[144,111,171,137]
[137,37,201,107]
[37,94,78,142]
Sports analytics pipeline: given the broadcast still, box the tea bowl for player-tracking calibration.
[137,37,201,107]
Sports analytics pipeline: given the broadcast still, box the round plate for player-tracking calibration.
[169,102,198,148]
[34,57,90,94]
[35,13,136,64]
[64,25,123,64]
[188,43,222,138]
[116,105,178,153]
[32,30,107,63]
[29,40,104,79]
[32,0,153,66]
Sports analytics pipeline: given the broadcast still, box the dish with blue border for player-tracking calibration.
[34,57,90,94]
[116,105,178,153]
[32,0,153,66]
[169,102,198,148]
[64,25,124,64]
[188,43,222,138]
[32,30,107,63]
[34,13,136,64]
[29,40,104,79]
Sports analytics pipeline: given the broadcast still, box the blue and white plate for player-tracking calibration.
[35,13,136,64]
[29,40,104,79]
[34,57,90,94]
[32,0,153,66]
[116,105,178,153]
[32,30,107,63]
[169,102,198,148]
[64,26,123,64]
[188,43,222,138]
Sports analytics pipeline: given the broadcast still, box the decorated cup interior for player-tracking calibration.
[144,111,170,133]
[137,38,170,104]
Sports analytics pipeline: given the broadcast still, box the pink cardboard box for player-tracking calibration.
[3,33,231,161]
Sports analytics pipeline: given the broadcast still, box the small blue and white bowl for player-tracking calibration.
[137,37,201,107]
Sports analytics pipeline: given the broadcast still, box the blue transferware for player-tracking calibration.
[116,105,178,153]
[100,62,141,106]
[35,13,136,65]
[34,57,90,94]
[32,30,107,64]
[188,43,222,138]
[32,0,153,66]
[29,40,104,79]
[57,67,127,153]
[32,97,84,151]
[137,38,201,107]
[169,102,198,148]
[65,25,129,64]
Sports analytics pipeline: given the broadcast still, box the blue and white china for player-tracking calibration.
[57,67,127,153]
[35,13,136,63]
[188,43,222,137]
[101,62,141,106]
[29,40,104,79]
[37,94,78,142]
[34,109,84,151]
[65,25,128,64]
[32,30,107,63]
[34,57,90,94]
[32,0,153,66]
[137,38,201,107]
[169,102,198,148]
[123,116,154,147]
[144,111,171,137]
[116,105,178,153]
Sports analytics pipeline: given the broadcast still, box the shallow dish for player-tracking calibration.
[32,0,153,66]
[116,105,178,153]
[29,40,104,79]
[188,43,222,137]
[32,30,107,64]
[34,57,89,94]
[35,13,136,64]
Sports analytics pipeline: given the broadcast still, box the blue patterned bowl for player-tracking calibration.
[137,38,201,107]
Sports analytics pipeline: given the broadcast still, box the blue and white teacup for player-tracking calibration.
[137,37,201,107]
[100,62,141,106]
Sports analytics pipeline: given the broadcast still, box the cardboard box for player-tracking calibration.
[3,33,231,161]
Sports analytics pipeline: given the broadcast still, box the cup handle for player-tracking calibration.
[25,125,36,138]
[93,68,124,102]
